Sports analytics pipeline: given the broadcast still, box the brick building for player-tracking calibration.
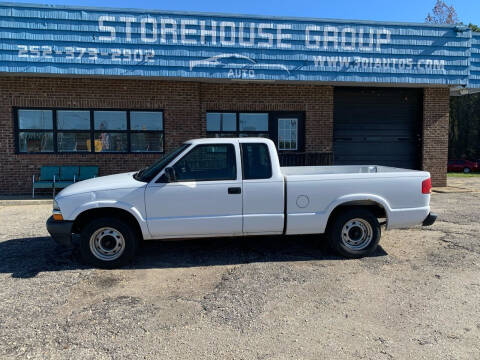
[1,3,479,193]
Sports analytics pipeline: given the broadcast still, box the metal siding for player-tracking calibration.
[470,33,480,88]
[333,88,422,169]
[0,2,477,87]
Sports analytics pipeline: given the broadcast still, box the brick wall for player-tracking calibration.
[0,76,450,193]
[422,87,450,187]
[0,76,333,194]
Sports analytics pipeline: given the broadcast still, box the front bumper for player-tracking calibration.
[422,213,438,226]
[46,216,74,247]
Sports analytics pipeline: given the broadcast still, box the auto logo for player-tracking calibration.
[189,53,291,79]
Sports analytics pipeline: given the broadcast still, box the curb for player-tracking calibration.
[432,187,472,194]
[0,199,52,206]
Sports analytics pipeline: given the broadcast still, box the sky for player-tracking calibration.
[11,0,480,25]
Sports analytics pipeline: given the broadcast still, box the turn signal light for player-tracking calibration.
[422,178,432,194]
[53,213,64,221]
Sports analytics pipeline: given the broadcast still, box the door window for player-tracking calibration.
[278,118,298,151]
[241,143,272,180]
[173,144,236,182]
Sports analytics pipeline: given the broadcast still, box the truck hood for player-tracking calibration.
[57,172,146,197]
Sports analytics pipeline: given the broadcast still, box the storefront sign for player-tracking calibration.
[1,3,478,87]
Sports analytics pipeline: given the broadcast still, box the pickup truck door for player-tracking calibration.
[145,143,243,238]
[241,142,285,235]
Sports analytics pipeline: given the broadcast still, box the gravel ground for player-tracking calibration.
[1,178,480,360]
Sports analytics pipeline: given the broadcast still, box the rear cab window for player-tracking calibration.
[241,143,272,180]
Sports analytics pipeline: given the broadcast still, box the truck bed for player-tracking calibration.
[280,164,431,235]
[281,165,417,177]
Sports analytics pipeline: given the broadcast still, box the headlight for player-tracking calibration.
[53,199,60,211]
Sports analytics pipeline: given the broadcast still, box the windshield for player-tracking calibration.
[134,143,190,182]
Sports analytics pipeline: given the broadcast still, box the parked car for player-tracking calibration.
[447,159,478,173]
[47,138,437,268]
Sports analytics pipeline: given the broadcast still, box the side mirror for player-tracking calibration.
[164,167,176,183]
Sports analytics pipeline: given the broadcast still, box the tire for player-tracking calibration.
[464,167,471,174]
[328,208,381,258]
[79,217,138,268]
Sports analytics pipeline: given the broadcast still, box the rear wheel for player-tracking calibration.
[80,217,138,268]
[464,167,471,174]
[328,208,381,258]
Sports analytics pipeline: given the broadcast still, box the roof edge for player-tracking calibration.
[0,1,462,29]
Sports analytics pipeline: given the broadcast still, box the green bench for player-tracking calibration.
[32,166,98,198]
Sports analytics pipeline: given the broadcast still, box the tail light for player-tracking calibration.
[422,178,432,194]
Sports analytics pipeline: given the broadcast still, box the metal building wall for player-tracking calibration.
[0,2,476,88]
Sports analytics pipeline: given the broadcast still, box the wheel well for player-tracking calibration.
[72,207,143,240]
[325,201,387,231]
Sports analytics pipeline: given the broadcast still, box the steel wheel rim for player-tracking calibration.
[341,218,373,251]
[89,227,125,261]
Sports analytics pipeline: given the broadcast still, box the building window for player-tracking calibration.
[15,108,164,154]
[130,111,164,152]
[17,109,54,153]
[206,112,270,138]
[93,111,128,152]
[57,110,90,152]
[278,118,298,151]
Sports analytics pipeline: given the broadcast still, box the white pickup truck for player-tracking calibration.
[47,138,437,268]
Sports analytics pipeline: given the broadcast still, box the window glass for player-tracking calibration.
[131,111,163,131]
[207,113,236,132]
[131,133,164,152]
[57,132,90,152]
[18,110,53,130]
[278,118,298,151]
[239,133,269,138]
[94,111,127,130]
[16,108,164,154]
[206,113,221,131]
[242,143,272,180]
[57,110,90,130]
[18,132,53,152]
[173,144,236,181]
[221,113,236,131]
[208,132,238,138]
[94,133,128,152]
[239,113,268,131]
[138,144,189,182]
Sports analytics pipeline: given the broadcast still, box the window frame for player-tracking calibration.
[206,111,305,153]
[15,109,55,153]
[206,111,270,138]
[169,143,237,182]
[13,107,165,154]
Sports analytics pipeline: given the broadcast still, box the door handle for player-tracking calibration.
[228,187,241,194]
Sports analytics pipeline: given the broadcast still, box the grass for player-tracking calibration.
[448,172,480,177]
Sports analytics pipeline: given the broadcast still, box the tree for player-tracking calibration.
[425,2,479,161]
[469,23,480,32]
[425,0,459,24]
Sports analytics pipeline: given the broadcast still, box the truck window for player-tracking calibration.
[173,144,236,182]
[241,143,272,180]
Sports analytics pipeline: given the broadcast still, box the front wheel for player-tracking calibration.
[80,217,138,268]
[464,167,471,174]
[328,208,381,258]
